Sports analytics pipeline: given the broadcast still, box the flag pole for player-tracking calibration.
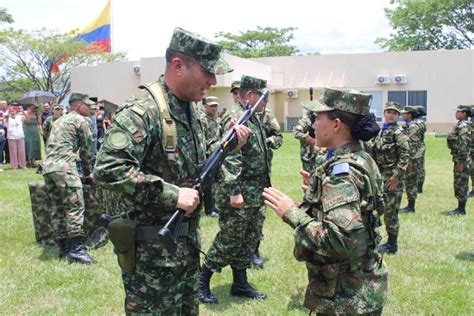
[110,0,114,53]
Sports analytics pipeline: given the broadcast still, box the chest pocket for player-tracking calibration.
[114,112,147,144]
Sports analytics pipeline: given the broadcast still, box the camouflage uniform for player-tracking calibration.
[260,108,283,172]
[293,113,321,173]
[42,115,60,147]
[370,102,409,253]
[447,105,471,214]
[42,109,94,241]
[204,76,271,273]
[283,88,388,314]
[94,28,232,315]
[401,106,423,209]
[413,106,427,193]
[470,108,474,196]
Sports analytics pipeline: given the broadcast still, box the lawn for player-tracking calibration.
[0,134,472,315]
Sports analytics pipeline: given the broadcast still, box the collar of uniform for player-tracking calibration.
[332,140,362,157]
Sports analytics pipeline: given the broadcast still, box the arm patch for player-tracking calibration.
[321,180,359,213]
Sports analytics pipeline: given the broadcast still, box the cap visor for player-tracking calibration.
[302,100,333,112]
[210,58,233,75]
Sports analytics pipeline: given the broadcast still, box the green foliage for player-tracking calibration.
[0,8,14,24]
[0,135,473,314]
[0,28,125,103]
[215,26,299,58]
[376,0,473,51]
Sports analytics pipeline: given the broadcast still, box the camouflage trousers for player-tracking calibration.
[122,243,199,315]
[405,158,422,202]
[471,153,474,189]
[418,149,426,191]
[453,159,471,204]
[204,204,265,271]
[43,172,85,240]
[382,175,404,235]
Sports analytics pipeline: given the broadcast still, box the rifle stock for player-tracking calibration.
[158,90,270,255]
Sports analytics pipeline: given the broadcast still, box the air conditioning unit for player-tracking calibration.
[394,75,407,84]
[287,90,299,99]
[376,75,390,84]
[133,65,141,75]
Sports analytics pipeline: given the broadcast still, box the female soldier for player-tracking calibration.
[369,102,409,254]
[263,88,388,315]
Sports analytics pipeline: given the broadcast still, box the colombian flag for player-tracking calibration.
[75,0,111,52]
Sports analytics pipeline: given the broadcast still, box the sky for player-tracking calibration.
[2,0,394,61]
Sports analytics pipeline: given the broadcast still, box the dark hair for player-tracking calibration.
[327,109,379,141]
[165,48,195,68]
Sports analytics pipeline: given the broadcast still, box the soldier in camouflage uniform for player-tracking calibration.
[200,75,270,304]
[370,102,409,254]
[200,96,221,217]
[293,111,322,173]
[42,104,63,147]
[94,28,248,315]
[400,106,423,213]
[446,105,471,216]
[263,87,387,315]
[42,93,96,265]
[413,106,427,193]
[251,104,284,268]
[470,105,474,198]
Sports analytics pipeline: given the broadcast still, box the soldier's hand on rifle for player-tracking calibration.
[263,187,295,218]
[300,170,311,192]
[231,124,251,152]
[230,194,244,208]
[177,188,200,215]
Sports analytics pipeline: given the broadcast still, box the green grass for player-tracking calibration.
[0,134,473,315]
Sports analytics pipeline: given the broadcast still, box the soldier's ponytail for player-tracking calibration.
[328,110,380,141]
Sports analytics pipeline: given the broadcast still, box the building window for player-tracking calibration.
[389,90,428,115]
[364,91,383,122]
[388,91,407,106]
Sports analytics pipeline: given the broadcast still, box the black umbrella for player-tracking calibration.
[19,91,57,105]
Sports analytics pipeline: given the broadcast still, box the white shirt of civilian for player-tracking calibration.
[7,116,25,139]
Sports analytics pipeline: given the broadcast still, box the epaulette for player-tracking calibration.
[331,162,350,176]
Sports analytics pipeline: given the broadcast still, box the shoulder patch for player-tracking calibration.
[131,104,146,116]
[332,162,350,176]
[321,180,359,212]
[106,129,130,150]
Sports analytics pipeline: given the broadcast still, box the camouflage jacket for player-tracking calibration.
[402,120,423,159]
[414,118,427,153]
[259,109,283,150]
[370,123,410,180]
[293,115,313,156]
[199,111,220,152]
[42,115,60,147]
[447,119,471,164]
[218,101,271,207]
[43,111,94,179]
[94,78,207,266]
[470,119,474,155]
[283,141,387,314]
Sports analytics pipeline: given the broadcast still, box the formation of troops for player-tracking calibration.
[32,27,472,315]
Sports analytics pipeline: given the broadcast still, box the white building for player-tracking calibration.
[71,49,473,132]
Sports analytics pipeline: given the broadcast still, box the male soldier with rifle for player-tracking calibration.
[94,28,250,315]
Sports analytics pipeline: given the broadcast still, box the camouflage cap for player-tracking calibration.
[203,96,219,106]
[69,93,94,106]
[302,88,372,115]
[413,105,426,116]
[240,75,267,94]
[169,27,233,75]
[401,105,417,114]
[384,101,402,113]
[456,104,471,113]
[230,80,241,92]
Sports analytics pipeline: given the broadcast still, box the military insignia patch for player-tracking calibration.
[107,129,129,150]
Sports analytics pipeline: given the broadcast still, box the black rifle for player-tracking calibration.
[307,87,316,138]
[158,90,270,255]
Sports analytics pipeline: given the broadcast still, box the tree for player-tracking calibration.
[0,8,14,24]
[0,28,125,102]
[376,0,473,51]
[215,26,299,58]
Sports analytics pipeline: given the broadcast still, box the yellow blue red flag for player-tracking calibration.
[75,0,111,52]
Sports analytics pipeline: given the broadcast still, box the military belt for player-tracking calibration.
[135,218,199,241]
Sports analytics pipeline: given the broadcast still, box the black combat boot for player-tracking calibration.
[57,238,70,258]
[400,200,415,213]
[378,233,398,255]
[251,242,264,268]
[198,265,218,304]
[230,268,267,299]
[67,236,97,265]
[448,201,466,216]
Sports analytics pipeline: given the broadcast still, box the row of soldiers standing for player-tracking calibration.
[294,100,472,255]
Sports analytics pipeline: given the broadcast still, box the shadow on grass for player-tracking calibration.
[287,286,307,313]
[455,251,474,261]
[38,243,60,262]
